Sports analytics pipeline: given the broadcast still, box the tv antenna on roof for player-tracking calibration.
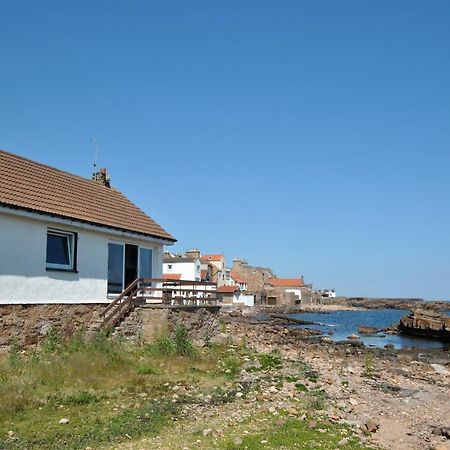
[91,136,99,171]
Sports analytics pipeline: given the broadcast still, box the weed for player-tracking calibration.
[295,382,308,392]
[257,350,282,370]
[308,388,327,410]
[64,391,99,405]
[363,351,375,378]
[7,337,21,368]
[145,327,196,357]
[174,326,196,357]
[41,326,61,353]
[137,364,159,375]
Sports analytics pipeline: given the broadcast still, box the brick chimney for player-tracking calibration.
[92,167,110,188]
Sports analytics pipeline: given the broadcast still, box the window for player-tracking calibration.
[46,229,76,271]
[139,248,152,279]
[108,243,124,294]
[107,243,153,295]
[168,264,172,270]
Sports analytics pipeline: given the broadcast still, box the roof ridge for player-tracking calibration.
[0,149,176,241]
[0,148,117,191]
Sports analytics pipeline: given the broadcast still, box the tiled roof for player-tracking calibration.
[217,285,240,293]
[230,271,245,284]
[163,257,197,263]
[266,278,304,287]
[163,273,182,280]
[201,254,223,263]
[0,150,175,241]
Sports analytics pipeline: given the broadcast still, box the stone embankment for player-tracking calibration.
[399,309,450,341]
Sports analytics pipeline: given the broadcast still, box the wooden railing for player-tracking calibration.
[100,278,218,330]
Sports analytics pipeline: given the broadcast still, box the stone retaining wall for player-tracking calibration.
[1,304,222,351]
[115,306,221,345]
[0,304,105,348]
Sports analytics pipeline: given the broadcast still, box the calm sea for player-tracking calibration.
[288,309,450,350]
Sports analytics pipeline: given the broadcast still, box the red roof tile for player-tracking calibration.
[217,285,240,293]
[163,273,182,280]
[0,150,175,241]
[201,254,223,263]
[266,278,304,287]
[230,272,246,284]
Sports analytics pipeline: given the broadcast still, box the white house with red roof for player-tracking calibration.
[163,255,201,281]
[0,150,176,304]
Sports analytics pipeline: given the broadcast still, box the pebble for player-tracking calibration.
[59,418,70,425]
[202,428,213,437]
[234,436,243,445]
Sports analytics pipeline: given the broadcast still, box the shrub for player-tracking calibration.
[174,326,196,357]
[145,327,196,357]
[64,390,99,405]
[137,364,159,375]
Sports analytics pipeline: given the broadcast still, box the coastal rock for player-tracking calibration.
[363,418,379,433]
[430,364,448,375]
[347,334,360,340]
[358,325,378,334]
[210,333,230,345]
[399,309,450,341]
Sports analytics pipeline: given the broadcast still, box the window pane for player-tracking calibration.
[47,234,70,265]
[108,243,124,294]
[139,248,152,278]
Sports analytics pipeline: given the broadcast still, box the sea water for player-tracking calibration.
[288,309,450,350]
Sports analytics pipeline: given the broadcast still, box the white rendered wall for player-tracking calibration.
[163,259,201,281]
[0,211,165,304]
[235,294,255,307]
[286,288,302,300]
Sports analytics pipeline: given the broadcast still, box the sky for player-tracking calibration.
[1,1,449,300]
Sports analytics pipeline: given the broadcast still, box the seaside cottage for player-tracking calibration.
[0,150,175,344]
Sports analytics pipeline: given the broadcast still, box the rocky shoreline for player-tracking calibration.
[218,309,450,450]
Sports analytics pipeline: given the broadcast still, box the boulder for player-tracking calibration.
[358,325,378,334]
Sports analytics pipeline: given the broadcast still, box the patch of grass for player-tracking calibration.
[1,398,179,450]
[295,382,308,392]
[363,351,375,378]
[308,388,328,410]
[221,418,368,449]
[64,390,99,405]
[255,350,282,371]
[136,363,160,375]
[145,326,196,357]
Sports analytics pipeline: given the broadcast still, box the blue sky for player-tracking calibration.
[1,1,449,299]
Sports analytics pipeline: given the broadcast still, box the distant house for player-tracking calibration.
[200,254,228,286]
[230,272,248,292]
[264,277,305,306]
[0,150,176,304]
[216,285,240,304]
[163,255,201,281]
[322,289,336,298]
[231,258,275,292]
[216,285,255,307]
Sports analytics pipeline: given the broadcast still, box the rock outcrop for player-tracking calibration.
[398,309,450,341]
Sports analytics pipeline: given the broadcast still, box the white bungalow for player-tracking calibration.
[0,150,176,304]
